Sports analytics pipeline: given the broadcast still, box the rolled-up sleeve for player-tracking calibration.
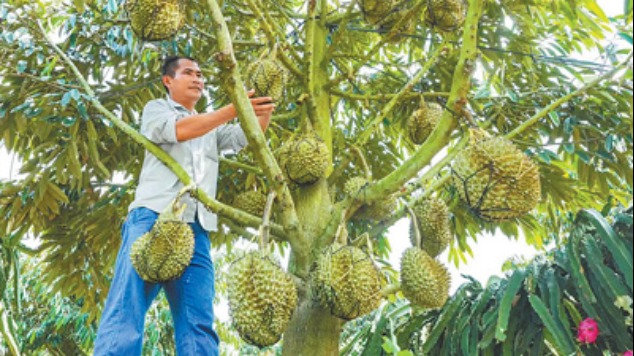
[140,99,179,144]
[216,122,248,152]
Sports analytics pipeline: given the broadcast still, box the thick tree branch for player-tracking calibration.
[362,0,484,205]
[36,20,285,238]
[205,0,308,270]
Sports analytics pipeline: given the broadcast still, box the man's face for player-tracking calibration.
[163,59,204,104]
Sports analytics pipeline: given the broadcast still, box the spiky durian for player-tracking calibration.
[407,102,443,144]
[344,176,368,197]
[361,0,396,25]
[130,203,194,283]
[314,243,382,320]
[233,191,267,217]
[227,251,298,347]
[246,56,288,102]
[424,0,467,32]
[277,133,329,185]
[452,129,541,221]
[409,197,452,258]
[125,0,185,41]
[357,194,398,222]
[400,247,450,308]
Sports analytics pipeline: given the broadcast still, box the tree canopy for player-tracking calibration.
[1,0,632,354]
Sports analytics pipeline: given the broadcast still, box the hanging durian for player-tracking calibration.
[313,243,382,320]
[125,0,185,41]
[452,129,541,221]
[361,0,396,25]
[409,196,452,258]
[227,250,298,347]
[233,191,267,217]
[407,102,444,145]
[344,176,368,197]
[424,0,467,32]
[130,200,194,283]
[400,247,450,308]
[246,48,288,102]
[277,133,330,185]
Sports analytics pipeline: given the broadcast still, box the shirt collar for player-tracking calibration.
[166,95,197,115]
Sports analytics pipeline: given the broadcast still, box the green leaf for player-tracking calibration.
[61,92,72,108]
[528,294,577,355]
[495,269,525,342]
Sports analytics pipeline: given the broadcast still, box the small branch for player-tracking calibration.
[258,191,277,248]
[324,0,360,60]
[329,90,450,101]
[506,51,634,140]
[272,110,301,121]
[355,42,446,147]
[219,157,263,175]
[350,145,372,181]
[381,283,401,297]
[406,205,421,249]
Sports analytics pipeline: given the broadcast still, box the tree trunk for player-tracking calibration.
[282,297,342,356]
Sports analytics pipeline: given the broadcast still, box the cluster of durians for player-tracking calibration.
[360,0,468,38]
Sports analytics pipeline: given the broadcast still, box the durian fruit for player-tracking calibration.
[452,129,541,221]
[400,247,450,308]
[407,102,444,144]
[344,176,368,197]
[313,243,382,320]
[277,133,330,185]
[357,194,398,222]
[409,197,452,258]
[361,0,396,25]
[227,251,298,347]
[378,2,419,41]
[130,202,194,283]
[125,0,185,41]
[246,53,288,102]
[233,191,267,217]
[424,0,467,32]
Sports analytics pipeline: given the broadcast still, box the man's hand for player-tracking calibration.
[248,89,275,132]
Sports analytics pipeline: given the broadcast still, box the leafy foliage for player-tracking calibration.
[345,206,633,355]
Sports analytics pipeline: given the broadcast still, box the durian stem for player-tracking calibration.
[506,51,634,140]
[355,41,446,147]
[351,145,372,181]
[381,283,401,297]
[335,209,349,245]
[259,191,277,248]
[406,205,422,249]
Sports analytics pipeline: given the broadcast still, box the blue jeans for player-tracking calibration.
[94,207,219,355]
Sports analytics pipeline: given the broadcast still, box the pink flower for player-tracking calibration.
[623,351,633,356]
[577,318,599,344]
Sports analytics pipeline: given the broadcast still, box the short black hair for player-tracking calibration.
[161,56,197,93]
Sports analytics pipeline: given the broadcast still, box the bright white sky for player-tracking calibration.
[0,0,625,320]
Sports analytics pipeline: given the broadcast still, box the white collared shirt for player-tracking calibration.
[128,97,247,231]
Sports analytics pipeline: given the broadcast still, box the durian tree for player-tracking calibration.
[1,0,632,355]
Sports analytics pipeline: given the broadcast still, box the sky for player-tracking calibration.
[0,0,626,320]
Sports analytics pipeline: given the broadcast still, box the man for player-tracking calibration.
[94,56,275,355]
